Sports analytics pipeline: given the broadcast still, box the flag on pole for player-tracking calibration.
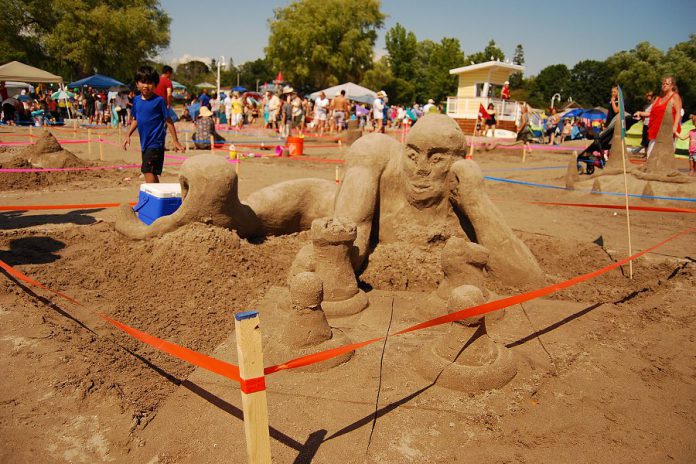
[478,104,491,120]
[618,85,626,138]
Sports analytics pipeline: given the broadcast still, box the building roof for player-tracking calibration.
[449,61,524,76]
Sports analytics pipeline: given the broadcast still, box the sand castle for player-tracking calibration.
[569,104,696,197]
[116,114,546,391]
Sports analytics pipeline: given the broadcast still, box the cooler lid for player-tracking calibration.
[140,183,182,198]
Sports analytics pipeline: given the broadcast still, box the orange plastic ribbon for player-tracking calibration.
[240,376,266,394]
[1,226,693,380]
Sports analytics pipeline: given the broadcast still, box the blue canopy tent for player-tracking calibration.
[68,74,126,89]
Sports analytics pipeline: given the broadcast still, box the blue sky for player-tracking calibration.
[159,0,695,76]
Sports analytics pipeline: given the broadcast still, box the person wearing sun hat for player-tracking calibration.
[501,81,510,100]
[194,105,216,149]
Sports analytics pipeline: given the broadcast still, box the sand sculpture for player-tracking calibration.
[18,130,86,168]
[417,285,517,392]
[117,115,546,390]
[264,272,353,371]
[116,154,337,239]
[571,105,696,196]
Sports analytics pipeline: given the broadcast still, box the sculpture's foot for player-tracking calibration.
[416,323,517,392]
[264,328,353,372]
[322,290,369,318]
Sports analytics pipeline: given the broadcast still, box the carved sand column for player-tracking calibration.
[311,217,368,317]
[645,101,678,172]
[265,272,352,372]
[417,285,517,392]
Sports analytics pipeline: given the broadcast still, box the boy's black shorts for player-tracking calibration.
[141,147,165,175]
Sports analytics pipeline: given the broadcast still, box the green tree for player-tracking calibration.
[509,44,524,89]
[414,37,464,104]
[0,0,171,83]
[569,60,612,107]
[385,23,418,78]
[175,61,211,87]
[237,58,275,91]
[661,35,696,116]
[265,0,385,90]
[606,42,663,112]
[528,64,571,109]
[361,56,415,105]
[468,39,505,64]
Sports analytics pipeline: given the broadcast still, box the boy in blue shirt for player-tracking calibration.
[122,66,184,183]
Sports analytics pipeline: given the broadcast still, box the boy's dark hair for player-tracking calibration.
[134,66,160,85]
[162,65,173,74]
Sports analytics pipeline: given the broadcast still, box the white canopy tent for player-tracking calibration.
[0,61,67,120]
[309,82,377,103]
[0,61,63,84]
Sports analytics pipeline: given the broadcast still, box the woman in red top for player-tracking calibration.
[634,75,682,158]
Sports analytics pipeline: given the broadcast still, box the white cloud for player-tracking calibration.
[169,54,213,67]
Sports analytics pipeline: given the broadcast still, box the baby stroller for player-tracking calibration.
[576,116,615,174]
[576,150,606,174]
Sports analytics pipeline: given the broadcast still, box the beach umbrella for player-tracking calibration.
[232,86,246,92]
[172,80,187,90]
[51,90,75,100]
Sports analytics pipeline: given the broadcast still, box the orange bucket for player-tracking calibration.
[287,136,304,156]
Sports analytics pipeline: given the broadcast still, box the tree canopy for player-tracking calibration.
[265,0,384,91]
[0,0,171,84]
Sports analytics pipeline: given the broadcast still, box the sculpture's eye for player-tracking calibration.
[407,151,417,161]
[430,154,444,163]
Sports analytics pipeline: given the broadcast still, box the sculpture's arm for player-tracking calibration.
[333,164,382,270]
[450,159,545,288]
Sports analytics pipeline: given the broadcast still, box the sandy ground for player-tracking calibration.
[0,122,695,463]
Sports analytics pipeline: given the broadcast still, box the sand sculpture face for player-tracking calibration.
[401,116,466,208]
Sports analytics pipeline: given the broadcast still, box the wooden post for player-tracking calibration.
[619,137,633,279]
[87,129,92,155]
[210,135,215,155]
[236,154,240,175]
[335,165,340,184]
[234,311,272,464]
[99,136,104,161]
[184,131,189,152]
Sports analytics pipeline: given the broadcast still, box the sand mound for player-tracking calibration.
[18,131,87,169]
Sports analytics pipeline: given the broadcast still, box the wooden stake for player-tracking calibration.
[184,132,189,152]
[99,136,104,161]
[234,311,272,464]
[619,136,633,279]
[522,143,527,163]
[335,165,340,184]
[210,135,215,155]
[88,129,92,155]
[236,154,240,175]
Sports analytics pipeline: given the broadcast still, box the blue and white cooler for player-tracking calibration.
[134,183,183,225]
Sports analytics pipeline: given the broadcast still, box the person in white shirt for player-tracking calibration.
[314,91,329,136]
[373,90,386,133]
[224,93,233,129]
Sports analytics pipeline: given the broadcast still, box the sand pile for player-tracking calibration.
[19,130,87,169]
[2,222,306,424]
